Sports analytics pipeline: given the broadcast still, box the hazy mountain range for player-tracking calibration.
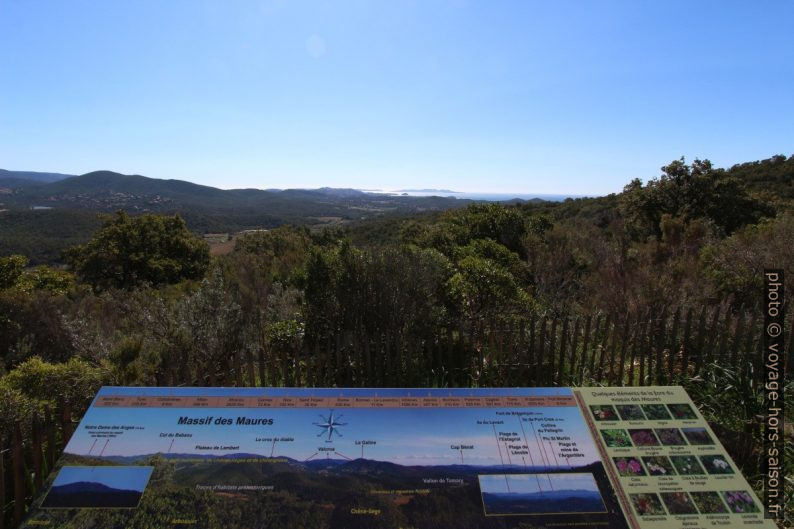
[0,169,472,211]
[1,168,510,263]
[42,481,143,508]
[481,488,604,514]
[80,451,594,477]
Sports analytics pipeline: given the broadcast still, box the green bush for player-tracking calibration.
[2,356,113,412]
[0,381,37,438]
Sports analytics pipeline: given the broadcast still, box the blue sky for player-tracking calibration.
[2,1,792,194]
[66,387,598,467]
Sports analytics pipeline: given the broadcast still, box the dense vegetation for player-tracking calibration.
[1,154,792,526]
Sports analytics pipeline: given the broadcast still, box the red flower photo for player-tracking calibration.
[628,429,659,447]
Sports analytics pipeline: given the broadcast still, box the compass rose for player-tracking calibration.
[313,409,347,442]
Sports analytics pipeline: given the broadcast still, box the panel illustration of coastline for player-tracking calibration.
[22,387,630,529]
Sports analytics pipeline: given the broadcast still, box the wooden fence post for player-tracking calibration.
[31,415,43,491]
[607,315,627,384]
[11,424,24,526]
[681,307,693,377]
[528,315,536,380]
[653,307,668,385]
[60,401,74,447]
[588,315,603,382]
[294,338,304,389]
[180,351,192,387]
[629,311,649,386]
[596,316,614,383]
[334,333,343,386]
[245,348,256,387]
[615,315,631,385]
[1,437,6,529]
[547,318,558,386]
[742,314,757,368]
[693,306,708,376]
[717,310,731,369]
[282,342,293,387]
[567,317,580,386]
[233,349,243,387]
[638,312,648,385]
[44,407,55,471]
[730,311,746,369]
[556,317,568,386]
[206,359,217,387]
[257,341,267,388]
[346,331,356,387]
[578,315,592,385]
[667,307,681,383]
[703,305,722,370]
[222,353,234,386]
[536,316,547,387]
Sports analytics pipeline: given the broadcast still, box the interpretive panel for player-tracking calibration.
[20,386,772,529]
[576,386,775,529]
[22,387,629,529]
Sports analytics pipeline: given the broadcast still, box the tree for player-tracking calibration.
[620,157,772,240]
[0,254,75,294]
[66,211,209,290]
[448,203,528,256]
[447,255,532,338]
[0,255,27,289]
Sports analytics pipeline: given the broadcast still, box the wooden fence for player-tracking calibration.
[2,306,792,528]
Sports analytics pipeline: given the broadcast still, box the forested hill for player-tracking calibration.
[343,154,793,247]
[1,154,791,265]
[723,154,794,200]
[0,169,473,213]
[0,170,480,263]
[0,169,74,184]
[1,155,792,526]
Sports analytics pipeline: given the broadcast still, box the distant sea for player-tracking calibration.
[368,190,589,202]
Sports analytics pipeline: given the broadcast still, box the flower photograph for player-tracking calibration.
[628,429,659,447]
[722,490,760,514]
[661,492,698,514]
[700,455,734,475]
[690,492,728,514]
[667,404,698,420]
[670,455,706,475]
[613,457,646,477]
[590,405,619,422]
[641,456,676,476]
[654,428,687,446]
[615,405,646,421]
[630,493,666,516]
[681,427,714,445]
[641,404,671,421]
[600,429,632,448]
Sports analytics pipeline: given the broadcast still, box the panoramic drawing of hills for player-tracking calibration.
[22,453,630,529]
[95,450,585,475]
